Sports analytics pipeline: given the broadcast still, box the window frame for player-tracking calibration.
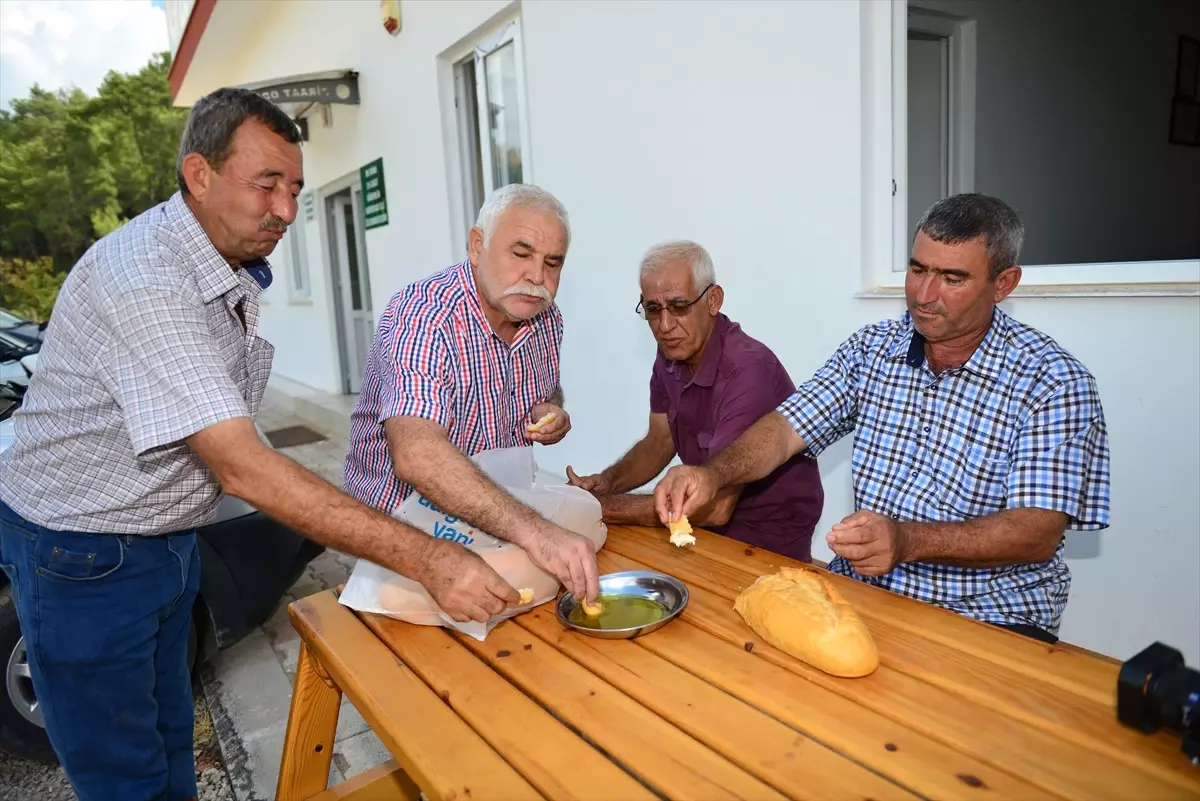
[286,190,313,302]
[859,0,1200,296]
[472,20,532,198]
[445,14,534,255]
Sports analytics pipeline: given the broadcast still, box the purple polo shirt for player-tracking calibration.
[650,314,824,561]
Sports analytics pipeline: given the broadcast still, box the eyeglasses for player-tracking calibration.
[635,284,713,321]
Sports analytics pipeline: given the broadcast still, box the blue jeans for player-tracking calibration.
[0,499,200,801]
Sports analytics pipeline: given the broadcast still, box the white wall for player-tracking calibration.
[914,0,1200,266]
[183,0,1199,665]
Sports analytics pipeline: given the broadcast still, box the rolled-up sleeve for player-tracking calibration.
[375,315,453,429]
[776,334,862,457]
[97,286,249,458]
[1007,375,1111,530]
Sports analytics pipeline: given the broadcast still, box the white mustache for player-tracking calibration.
[503,282,551,301]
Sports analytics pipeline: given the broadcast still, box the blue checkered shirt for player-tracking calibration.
[778,309,1110,635]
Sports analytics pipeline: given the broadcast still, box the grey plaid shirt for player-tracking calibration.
[0,192,274,535]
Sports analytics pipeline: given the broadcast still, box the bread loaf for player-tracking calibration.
[733,566,879,678]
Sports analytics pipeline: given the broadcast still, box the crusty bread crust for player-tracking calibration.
[733,566,880,678]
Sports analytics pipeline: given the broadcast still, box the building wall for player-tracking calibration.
[186,0,1199,664]
[914,0,1200,266]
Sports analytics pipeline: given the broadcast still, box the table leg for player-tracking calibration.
[276,641,344,801]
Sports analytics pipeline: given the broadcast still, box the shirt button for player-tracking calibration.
[923,426,930,433]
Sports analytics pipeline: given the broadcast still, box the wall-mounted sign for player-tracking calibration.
[302,191,316,223]
[381,0,401,36]
[360,158,389,230]
[256,76,359,106]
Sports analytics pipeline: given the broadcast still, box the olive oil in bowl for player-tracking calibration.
[568,595,668,630]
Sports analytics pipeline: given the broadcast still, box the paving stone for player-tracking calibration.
[334,697,371,743]
[332,730,391,784]
[202,629,296,801]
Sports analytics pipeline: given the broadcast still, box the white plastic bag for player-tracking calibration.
[338,446,607,641]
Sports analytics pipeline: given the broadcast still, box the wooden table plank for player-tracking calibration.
[357,612,658,801]
[628,618,1058,800]
[602,528,1200,791]
[608,525,1118,701]
[597,549,1200,800]
[451,619,790,801]
[288,591,544,801]
[514,606,921,801]
[277,643,343,801]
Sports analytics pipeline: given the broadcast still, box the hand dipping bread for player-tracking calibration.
[733,566,879,678]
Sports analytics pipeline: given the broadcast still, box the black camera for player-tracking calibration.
[1117,642,1199,765]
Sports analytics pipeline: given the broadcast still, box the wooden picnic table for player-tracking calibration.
[275,524,1200,801]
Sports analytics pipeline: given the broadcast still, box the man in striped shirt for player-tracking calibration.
[344,184,599,605]
[654,194,1111,642]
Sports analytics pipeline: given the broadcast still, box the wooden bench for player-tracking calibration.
[276,524,1200,800]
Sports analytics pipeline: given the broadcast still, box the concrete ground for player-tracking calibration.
[0,387,388,800]
[199,391,394,800]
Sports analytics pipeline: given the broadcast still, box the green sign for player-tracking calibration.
[360,158,389,229]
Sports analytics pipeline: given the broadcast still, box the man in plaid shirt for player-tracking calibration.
[654,194,1111,643]
[0,89,525,800]
[344,183,600,606]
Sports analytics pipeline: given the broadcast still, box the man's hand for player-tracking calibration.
[524,524,600,602]
[417,538,521,622]
[825,510,908,577]
[653,465,719,525]
[525,403,570,445]
[565,465,611,495]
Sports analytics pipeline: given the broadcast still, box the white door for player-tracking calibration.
[907,31,950,236]
[327,189,374,394]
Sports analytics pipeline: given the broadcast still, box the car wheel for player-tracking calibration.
[0,585,55,762]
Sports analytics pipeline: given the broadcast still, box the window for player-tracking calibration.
[452,18,532,241]
[287,191,313,300]
[861,1,1199,293]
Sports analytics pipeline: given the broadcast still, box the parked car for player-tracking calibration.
[0,381,325,761]
[0,330,38,388]
[0,309,44,350]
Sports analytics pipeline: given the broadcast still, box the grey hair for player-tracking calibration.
[639,240,716,290]
[176,87,302,194]
[914,193,1025,279]
[474,183,571,247]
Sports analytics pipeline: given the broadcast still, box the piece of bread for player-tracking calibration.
[580,599,603,617]
[526,412,556,433]
[733,566,879,678]
[667,515,696,547]
[517,587,535,605]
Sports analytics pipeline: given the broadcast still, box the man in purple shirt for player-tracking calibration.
[567,241,824,561]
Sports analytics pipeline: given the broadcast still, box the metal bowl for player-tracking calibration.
[555,570,689,639]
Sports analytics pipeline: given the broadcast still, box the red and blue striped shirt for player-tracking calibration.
[343,260,563,512]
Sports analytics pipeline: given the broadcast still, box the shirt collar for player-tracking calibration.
[890,309,1008,381]
[665,313,729,388]
[166,191,269,304]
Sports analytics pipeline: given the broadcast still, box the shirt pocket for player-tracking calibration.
[939,445,1010,519]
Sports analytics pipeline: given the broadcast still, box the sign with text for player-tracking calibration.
[302,191,315,223]
[360,158,389,230]
[255,76,359,106]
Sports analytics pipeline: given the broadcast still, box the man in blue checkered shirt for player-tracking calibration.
[654,194,1110,643]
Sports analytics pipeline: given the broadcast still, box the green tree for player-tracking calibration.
[0,256,66,322]
[0,52,187,274]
